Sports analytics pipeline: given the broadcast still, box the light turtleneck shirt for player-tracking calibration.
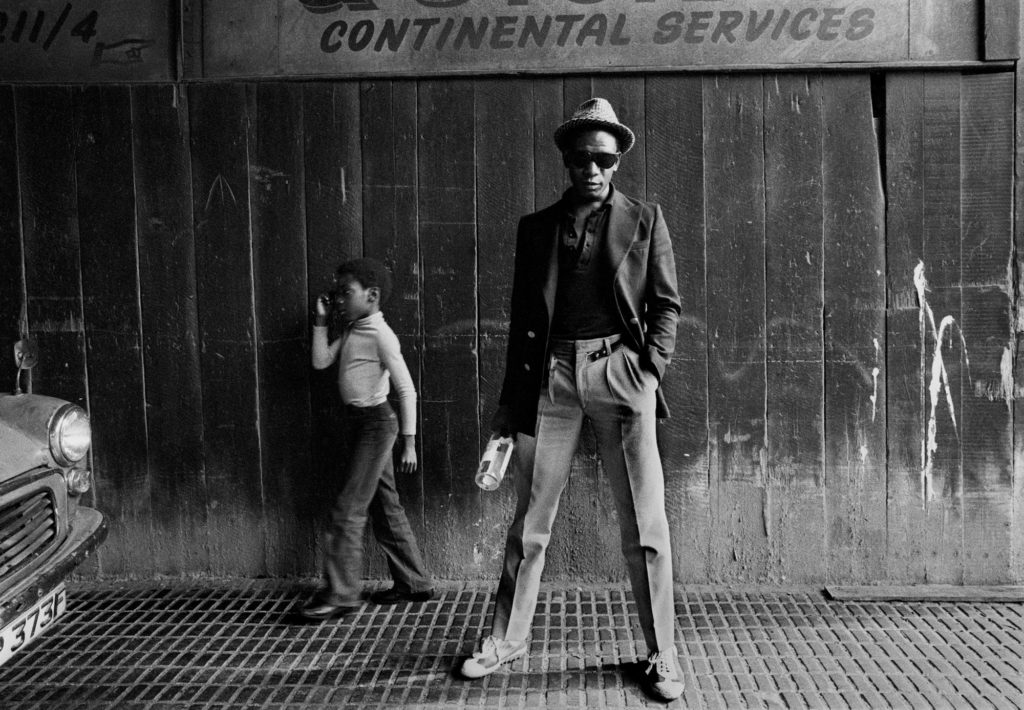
[312,311,417,435]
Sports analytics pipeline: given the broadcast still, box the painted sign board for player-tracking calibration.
[203,0,921,79]
[0,0,172,82]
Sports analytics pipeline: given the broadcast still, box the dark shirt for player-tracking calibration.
[549,189,622,340]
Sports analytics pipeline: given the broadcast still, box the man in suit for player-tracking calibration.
[460,98,684,701]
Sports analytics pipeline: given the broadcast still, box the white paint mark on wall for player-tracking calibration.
[870,367,880,422]
[870,338,880,422]
[723,426,752,444]
[1000,346,1014,410]
[914,261,970,505]
[973,348,1016,403]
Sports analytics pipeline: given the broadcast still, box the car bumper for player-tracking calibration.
[0,507,108,626]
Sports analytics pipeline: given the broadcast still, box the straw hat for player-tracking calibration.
[554,98,635,154]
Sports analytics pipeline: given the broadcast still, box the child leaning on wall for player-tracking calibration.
[300,257,434,621]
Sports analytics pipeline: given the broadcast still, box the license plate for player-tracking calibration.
[0,585,67,667]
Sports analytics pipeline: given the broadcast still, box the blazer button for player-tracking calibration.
[527,330,536,338]
[523,363,531,372]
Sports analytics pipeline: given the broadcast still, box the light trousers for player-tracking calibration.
[490,335,677,653]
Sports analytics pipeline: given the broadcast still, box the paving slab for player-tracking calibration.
[0,579,1021,709]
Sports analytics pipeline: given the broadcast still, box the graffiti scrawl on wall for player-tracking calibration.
[0,0,171,82]
[914,260,970,504]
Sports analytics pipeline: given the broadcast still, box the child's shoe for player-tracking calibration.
[299,595,353,621]
[369,586,434,604]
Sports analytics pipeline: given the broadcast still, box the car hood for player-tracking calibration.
[0,393,69,480]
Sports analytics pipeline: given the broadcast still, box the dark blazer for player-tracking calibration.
[497,187,681,436]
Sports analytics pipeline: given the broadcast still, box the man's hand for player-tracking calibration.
[490,405,514,439]
[398,434,418,474]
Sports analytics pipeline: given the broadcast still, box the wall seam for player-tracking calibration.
[244,85,269,575]
[127,86,157,568]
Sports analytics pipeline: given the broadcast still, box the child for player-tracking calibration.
[301,257,433,621]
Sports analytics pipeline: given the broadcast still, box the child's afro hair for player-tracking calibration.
[335,257,393,303]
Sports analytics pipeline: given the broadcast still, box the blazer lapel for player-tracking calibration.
[541,215,559,321]
[605,189,639,276]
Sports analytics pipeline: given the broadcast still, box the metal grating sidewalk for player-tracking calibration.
[0,579,1021,709]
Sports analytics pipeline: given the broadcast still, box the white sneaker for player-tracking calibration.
[644,646,685,701]
[459,636,527,678]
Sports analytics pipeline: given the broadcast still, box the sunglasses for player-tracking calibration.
[563,150,620,170]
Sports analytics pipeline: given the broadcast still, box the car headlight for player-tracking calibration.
[49,404,91,466]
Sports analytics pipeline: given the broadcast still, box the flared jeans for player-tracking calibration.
[322,402,432,605]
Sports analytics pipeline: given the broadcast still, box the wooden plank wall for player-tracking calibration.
[74,86,153,574]
[822,76,887,583]
[765,74,825,583]
[0,72,1018,584]
[887,72,1016,585]
[1015,5,1024,587]
[0,87,22,402]
[131,85,207,574]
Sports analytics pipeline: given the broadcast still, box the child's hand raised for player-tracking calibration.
[315,293,332,318]
[398,435,418,474]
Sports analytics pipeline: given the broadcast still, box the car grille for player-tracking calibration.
[0,490,58,579]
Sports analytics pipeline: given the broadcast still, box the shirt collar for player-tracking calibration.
[350,311,384,329]
[560,183,616,216]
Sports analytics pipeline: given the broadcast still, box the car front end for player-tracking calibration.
[0,392,107,667]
